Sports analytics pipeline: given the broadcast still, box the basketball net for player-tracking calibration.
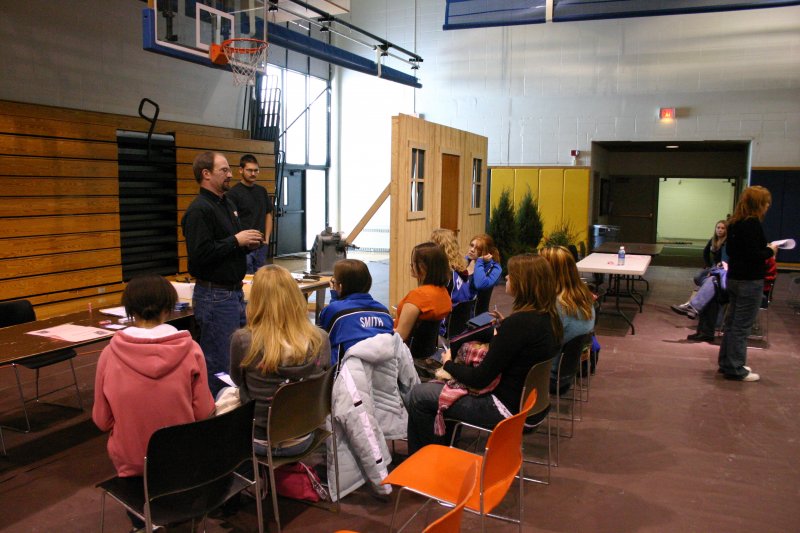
[221,38,268,87]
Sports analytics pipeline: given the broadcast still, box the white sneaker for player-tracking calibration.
[741,371,760,382]
[744,366,751,372]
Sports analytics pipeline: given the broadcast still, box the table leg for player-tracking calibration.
[612,274,635,335]
[314,287,326,322]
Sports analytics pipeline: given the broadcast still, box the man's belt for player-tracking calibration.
[194,279,243,291]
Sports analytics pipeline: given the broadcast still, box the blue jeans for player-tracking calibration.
[690,275,718,311]
[406,382,506,454]
[246,245,268,274]
[192,284,246,396]
[717,278,762,378]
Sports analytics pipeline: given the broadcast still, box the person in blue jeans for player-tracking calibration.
[718,186,778,382]
[181,151,264,396]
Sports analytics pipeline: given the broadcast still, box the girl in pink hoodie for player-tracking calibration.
[93,274,215,478]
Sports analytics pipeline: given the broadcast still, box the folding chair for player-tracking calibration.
[383,391,537,532]
[552,333,593,465]
[255,366,340,533]
[96,401,263,533]
[335,462,477,533]
[0,300,83,433]
[449,358,554,485]
[444,298,476,340]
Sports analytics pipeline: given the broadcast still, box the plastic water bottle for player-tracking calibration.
[617,246,626,266]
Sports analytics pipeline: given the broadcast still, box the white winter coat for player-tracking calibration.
[326,332,419,501]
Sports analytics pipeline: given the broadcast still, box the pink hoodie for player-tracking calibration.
[92,328,215,477]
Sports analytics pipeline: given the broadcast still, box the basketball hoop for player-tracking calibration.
[209,38,268,87]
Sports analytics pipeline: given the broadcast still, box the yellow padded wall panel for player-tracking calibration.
[538,169,564,235]
[563,168,590,249]
[514,168,539,206]
[490,168,515,210]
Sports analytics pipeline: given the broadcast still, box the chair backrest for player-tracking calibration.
[445,298,476,340]
[557,333,593,384]
[475,390,537,513]
[474,287,493,316]
[408,319,441,359]
[0,300,36,328]
[520,358,552,417]
[424,461,478,533]
[267,366,335,444]
[144,400,256,501]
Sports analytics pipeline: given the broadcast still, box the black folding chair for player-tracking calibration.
[96,401,263,533]
[0,300,83,433]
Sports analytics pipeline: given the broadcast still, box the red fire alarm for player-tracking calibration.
[659,107,676,120]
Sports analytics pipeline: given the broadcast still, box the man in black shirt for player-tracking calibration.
[181,151,263,395]
[227,154,274,273]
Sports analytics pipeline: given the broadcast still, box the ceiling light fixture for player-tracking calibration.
[666,145,679,149]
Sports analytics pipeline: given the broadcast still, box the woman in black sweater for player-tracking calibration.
[718,186,777,381]
[406,254,561,453]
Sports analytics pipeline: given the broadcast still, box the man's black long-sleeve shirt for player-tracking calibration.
[181,188,247,285]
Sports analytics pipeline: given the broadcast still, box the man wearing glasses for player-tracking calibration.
[181,151,263,395]
[227,154,275,274]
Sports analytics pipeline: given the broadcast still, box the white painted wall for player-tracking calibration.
[334,1,800,248]
[1,0,243,127]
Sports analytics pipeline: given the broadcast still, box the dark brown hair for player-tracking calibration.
[122,274,177,322]
[333,259,372,298]
[192,151,217,183]
[411,242,450,287]
[506,253,563,341]
[239,154,259,167]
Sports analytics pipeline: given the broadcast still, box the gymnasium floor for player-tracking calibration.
[1,263,798,532]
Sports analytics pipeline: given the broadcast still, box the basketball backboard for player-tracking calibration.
[143,0,350,66]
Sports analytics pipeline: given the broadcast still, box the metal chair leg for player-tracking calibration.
[8,365,32,433]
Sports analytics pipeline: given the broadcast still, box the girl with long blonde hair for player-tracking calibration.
[406,253,561,453]
[540,246,596,393]
[229,265,331,455]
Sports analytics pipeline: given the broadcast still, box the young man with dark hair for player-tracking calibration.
[226,154,274,273]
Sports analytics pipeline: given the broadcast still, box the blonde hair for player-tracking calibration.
[711,220,727,252]
[430,228,467,271]
[242,265,323,373]
[730,185,771,224]
[506,254,563,342]
[540,246,594,321]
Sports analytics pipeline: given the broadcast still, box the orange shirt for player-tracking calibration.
[394,284,452,328]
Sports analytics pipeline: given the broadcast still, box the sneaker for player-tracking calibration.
[671,303,698,319]
[687,332,714,343]
[741,371,760,382]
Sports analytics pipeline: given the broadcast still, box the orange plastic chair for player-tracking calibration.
[333,462,477,533]
[382,390,537,532]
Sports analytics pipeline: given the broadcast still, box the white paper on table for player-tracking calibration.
[771,238,796,250]
[99,306,128,318]
[27,323,114,342]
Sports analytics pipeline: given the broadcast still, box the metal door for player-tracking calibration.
[608,176,658,243]
[276,168,306,255]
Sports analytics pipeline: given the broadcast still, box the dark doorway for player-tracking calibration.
[608,176,658,243]
[440,154,460,232]
[276,168,306,255]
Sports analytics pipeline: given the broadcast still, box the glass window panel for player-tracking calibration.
[308,76,328,166]
[410,148,425,212]
[305,169,326,249]
[285,71,307,164]
[471,159,482,209]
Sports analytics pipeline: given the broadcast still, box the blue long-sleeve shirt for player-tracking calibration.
[317,292,394,365]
